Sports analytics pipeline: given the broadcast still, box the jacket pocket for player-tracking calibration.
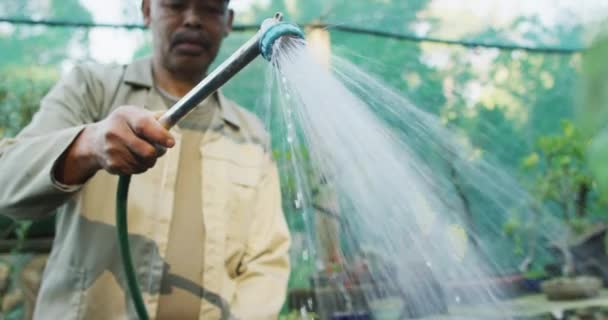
[225,163,263,277]
[227,163,261,231]
[201,140,265,276]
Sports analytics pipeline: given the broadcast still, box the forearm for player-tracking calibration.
[0,126,88,219]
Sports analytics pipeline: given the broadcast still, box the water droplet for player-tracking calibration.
[307,298,314,309]
[302,250,309,261]
[426,261,432,268]
[287,136,294,144]
[455,295,461,304]
[294,191,303,208]
[316,260,325,270]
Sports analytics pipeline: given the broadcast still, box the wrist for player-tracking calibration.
[54,125,101,185]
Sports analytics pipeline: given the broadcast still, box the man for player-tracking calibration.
[0,0,290,319]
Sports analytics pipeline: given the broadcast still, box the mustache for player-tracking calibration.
[170,30,211,49]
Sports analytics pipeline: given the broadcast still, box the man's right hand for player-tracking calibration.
[54,106,175,185]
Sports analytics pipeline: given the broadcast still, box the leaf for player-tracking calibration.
[272,149,281,159]
[558,155,572,166]
[561,120,575,138]
[503,218,520,236]
[588,127,608,200]
[537,137,554,154]
[522,152,540,168]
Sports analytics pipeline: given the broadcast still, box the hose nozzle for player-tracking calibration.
[259,13,305,61]
[158,12,304,129]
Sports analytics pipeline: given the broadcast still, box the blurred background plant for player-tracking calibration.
[581,30,608,201]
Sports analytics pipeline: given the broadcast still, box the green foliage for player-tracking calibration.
[0,0,92,68]
[4,304,25,320]
[0,68,56,248]
[502,217,524,255]
[280,310,318,320]
[12,221,33,253]
[588,129,608,200]
[580,31,608,139]
[523,265,548,280]
[287,254,315,289]
[581,31,608,199]
[0,67,56,138]
[512,120,604,275]
[522,120,601,229]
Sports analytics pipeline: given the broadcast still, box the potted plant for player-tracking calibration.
[520,120,607,300]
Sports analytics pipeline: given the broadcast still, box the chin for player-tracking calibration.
[170,55,210,78]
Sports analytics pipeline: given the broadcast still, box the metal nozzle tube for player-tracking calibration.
[157,13,285,129]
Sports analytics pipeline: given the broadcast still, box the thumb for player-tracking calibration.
[153,110,165,120]
[153,110,170,157]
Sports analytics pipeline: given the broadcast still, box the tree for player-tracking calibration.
[0,67,56,138]
[0,0,93,69]
[0,0,94,249]
[523,121,597,226]
[521,120,607,275]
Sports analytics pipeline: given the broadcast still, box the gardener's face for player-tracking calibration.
[142,0,233,78]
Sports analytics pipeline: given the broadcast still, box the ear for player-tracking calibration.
[224,9,234,37]
[141,0,152,27]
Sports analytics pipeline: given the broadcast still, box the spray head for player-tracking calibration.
[259,12,305,61]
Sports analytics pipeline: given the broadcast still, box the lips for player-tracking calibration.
[174,41,206,55]
[171,32,209,56]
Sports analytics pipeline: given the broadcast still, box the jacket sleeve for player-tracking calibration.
[0,65,102,220]
[232,158,291,319]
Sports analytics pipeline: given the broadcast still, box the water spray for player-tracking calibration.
[116,13,304,320]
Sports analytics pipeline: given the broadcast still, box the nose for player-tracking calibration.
[183,7,202,28]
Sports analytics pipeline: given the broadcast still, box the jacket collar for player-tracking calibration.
[124,56,241,128]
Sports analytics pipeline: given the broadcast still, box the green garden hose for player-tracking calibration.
[116,174,149,320]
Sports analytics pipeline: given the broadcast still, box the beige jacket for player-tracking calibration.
[0,57,290,319]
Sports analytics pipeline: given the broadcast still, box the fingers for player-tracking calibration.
[121,107,175,148]
[153,110,165,120]
[103,144,147,175]
[125,134,158,162]
[97,106,176,176]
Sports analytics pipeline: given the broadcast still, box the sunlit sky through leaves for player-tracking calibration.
[73,0,608,63]
[0,0,606,65]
